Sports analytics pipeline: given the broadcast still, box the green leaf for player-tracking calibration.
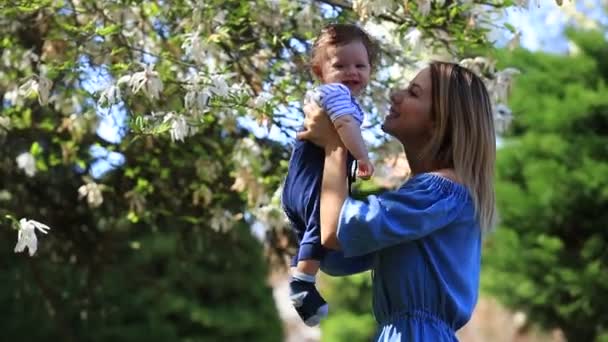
[504,22,517,33]
[96,24,121,37]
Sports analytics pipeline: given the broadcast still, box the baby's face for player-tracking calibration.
[318,41,371,96]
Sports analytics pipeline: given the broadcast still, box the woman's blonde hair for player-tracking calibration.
[425,61,497,231]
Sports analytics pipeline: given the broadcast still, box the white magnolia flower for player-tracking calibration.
[493,67,520,102]
[507,31,521,51]
[353,0,395,20]
[116,74,132,86]
[416,0,431,16]
[98,85,121,107]
[37,76,52,105]
[18,79,38,98]
[184,87,211,115]
[129,65,163,99]
[404,28,423,53]
[16,152,36,177]
[182,26,207,65]
[213,9,227,24]
[494,103,514,134]
[295,4,314,28]
[459,56,496,77]
[163,112,196,142]
[209,209,234,232]
[4,88,21,106]
[14,218,51,257]
[78,182,104,208]
[19,76,53,105]
[209,75,229,97]
[252,92,272,108]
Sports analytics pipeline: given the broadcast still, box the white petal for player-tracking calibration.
[37,76,53,105]
[117,75,132,85]
[31,220,51,234]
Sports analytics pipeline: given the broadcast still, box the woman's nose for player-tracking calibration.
[390,89,401,103]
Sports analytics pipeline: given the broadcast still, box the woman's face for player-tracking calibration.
[382,67,434,146]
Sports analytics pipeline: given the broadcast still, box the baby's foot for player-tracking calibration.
[289,277,329,326]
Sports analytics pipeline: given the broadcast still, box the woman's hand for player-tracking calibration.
[296,102,342,148]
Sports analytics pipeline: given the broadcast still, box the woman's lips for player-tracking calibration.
[386,107,399,119]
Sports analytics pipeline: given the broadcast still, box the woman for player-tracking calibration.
[296,61,496,341]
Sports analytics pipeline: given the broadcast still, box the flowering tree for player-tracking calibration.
[0,0,550,339]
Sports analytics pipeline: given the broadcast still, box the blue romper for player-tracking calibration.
[320,173,482,341]
[282,83,365,266]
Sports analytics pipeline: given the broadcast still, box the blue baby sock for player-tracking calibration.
[289,271,329,326]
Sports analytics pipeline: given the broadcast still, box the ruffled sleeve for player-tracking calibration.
[337,174,470,257]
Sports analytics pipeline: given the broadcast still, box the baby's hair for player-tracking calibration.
[311,23,379,70]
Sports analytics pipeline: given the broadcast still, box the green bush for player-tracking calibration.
[483,29,608,342]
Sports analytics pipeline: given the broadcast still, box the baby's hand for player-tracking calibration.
[357,159,374,180]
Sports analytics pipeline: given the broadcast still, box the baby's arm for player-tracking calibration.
[333,116,374,179]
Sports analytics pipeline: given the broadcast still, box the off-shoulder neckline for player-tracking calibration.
[407,172,468,191]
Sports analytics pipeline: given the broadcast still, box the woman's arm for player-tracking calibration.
[296,102,350,250]
[319,141,349,250]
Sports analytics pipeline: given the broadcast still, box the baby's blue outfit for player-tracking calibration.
[282,83,364,266]
[321,173,482,341]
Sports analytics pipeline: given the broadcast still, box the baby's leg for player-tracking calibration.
[288,209,329,326]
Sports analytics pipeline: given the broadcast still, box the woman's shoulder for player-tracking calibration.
[396,171,470,202]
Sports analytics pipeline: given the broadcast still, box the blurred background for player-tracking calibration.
[1,0,607,341]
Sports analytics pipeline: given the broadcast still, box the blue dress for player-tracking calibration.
[320,173,481,341]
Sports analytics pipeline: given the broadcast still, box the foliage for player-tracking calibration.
[482,29,608,341]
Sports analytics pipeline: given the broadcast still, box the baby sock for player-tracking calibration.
[289,271,329,327]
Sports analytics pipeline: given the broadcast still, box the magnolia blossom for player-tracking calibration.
[184,87,211,115]
[127,64,164,99]
[250,186,288,231]
[353,0,395,19]
[98,85,121,107]
[209,209,236,232]
[182,26,207,65]
[14,218,51,257]
[403,28,423,54]
[415,0,432,16]
[3,87,22,107]
[493,68,520,103]
[18,75,53,105]
[507,31,521,51]
[251,92,272,108]
[494,103,514,134]
[209,75,229,97]
[163,112,196,142]
[294,4,314,28]
[16,152,36,177]
[78,181,104,208]
[459,56,496,76]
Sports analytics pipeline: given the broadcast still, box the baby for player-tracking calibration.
[281,23,378,326]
